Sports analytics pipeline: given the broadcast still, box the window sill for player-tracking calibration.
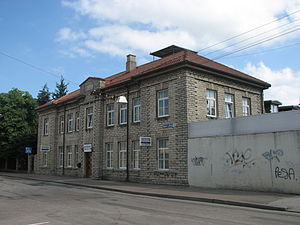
[156,115,170,120]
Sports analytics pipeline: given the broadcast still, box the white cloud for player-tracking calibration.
[244,62,300,105]
[59,0,300,57]
[56,27,87,42]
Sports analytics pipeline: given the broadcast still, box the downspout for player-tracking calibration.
[126,86,130,182]
[62,106,66,175]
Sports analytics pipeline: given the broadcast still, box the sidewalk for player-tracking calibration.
[1,172,300,213]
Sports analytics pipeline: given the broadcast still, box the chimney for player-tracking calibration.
[126,54,136,72]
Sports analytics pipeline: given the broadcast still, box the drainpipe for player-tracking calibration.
[126,87,130,182]
[62,106,66,175]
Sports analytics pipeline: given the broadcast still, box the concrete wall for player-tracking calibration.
[188,111,300,194]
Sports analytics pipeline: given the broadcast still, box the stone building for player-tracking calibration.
[36,45,270,184]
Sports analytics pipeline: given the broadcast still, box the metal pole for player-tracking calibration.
[126,88,130,182]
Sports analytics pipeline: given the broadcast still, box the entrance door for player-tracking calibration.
[85,152,92,177]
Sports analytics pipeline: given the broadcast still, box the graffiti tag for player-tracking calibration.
[225,148,255,168]
[275,167,296,180]
[262,149,283,162]
[191,156,206,166]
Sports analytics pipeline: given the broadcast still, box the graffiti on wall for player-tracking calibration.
[262,149,283,162]
[191,156,207,166]
[275,166,296,180]
[224,148,255,168]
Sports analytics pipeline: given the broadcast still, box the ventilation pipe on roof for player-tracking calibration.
[126,54,136,72]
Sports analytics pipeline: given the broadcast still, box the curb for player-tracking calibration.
[1,174,288,212]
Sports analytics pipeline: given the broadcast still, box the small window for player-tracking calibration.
[43,118,49,135]
[106,143,113,169]
[157,90,169,117]
[242,97,251,116]
[206,90,217,117]
[75,112,80,131]
[86,107,93,129]
[42,152,48,167]
[58,146,64,167]
[67,113,73,133]
[107,104,115,126]
[119,142,127,169]
[66,146,73,168]
[132,140,140,169]
[119,103,128,125]
[133,98,141,123]
[225,94,234,118]
[158,138,169,170]
[59,115,64,134]
[270,104,278,113]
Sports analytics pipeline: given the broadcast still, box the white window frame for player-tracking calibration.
[132,140,140,169]
[106,143,113,169]
[86,107,93,129]
[107,104,115,126]
[158,139,169,170]
[119,103,128,125]
[75,112,80,131]
[59,115,64,134]
[133,98,141,123]
[58,146,64,167]
[119,142,127,170]
[66,146,73,168]
[270,104,278,113]
[157,90,169,118]
[42,151,48,167]
[206,90,217,117]
[43,118,49,135]
[242,97,251,116]
[224,93,234,119]
[67,113,73,133]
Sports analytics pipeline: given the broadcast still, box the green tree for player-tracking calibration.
[37,83,51,106]
[52,76,68,99]
[0,89,37,168]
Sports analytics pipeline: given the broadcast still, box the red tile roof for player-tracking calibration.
[37,49,270,110]
[36,89,81,110]
[104,50,270,88]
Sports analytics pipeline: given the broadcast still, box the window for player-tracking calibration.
[86,107,93,129]
[133,98,141,123]
[42,152,48,167]
[75,112,80,131]
[206,90,217,117]
[58,146,64,167]
[157,90,169,117]
[43,118,49,135]
[67,113,73,133]
[270,104,278,113]
[59,115,64,134]
[106,143,113,169]
[158,139,169,170]
[242,97,251,116]
[74,145,79,167]
[119,142,127,169]
[107,104,115,126]
[132,140,140,169]
[224,94,234,118]
[119,103,128,125]
[66,146,73,168]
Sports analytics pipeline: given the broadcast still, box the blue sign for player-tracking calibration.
[25,147,32,154]
[162,123,176,128]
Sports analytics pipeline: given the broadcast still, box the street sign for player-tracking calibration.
[140,137,151,147]
[25,147,32,154]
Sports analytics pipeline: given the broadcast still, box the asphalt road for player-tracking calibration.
[0,176,299,225]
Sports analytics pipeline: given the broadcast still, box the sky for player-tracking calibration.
[0,0,299,105]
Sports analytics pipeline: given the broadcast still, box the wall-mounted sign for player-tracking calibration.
[162,123,176,128]
[40,146,50,151]
[140,137,151,147]
[25,147,32,154]
[83,144,92,152]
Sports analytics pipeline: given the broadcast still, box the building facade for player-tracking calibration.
[36,45,270,185]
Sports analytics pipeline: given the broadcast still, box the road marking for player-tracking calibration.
[27,222,49,225]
